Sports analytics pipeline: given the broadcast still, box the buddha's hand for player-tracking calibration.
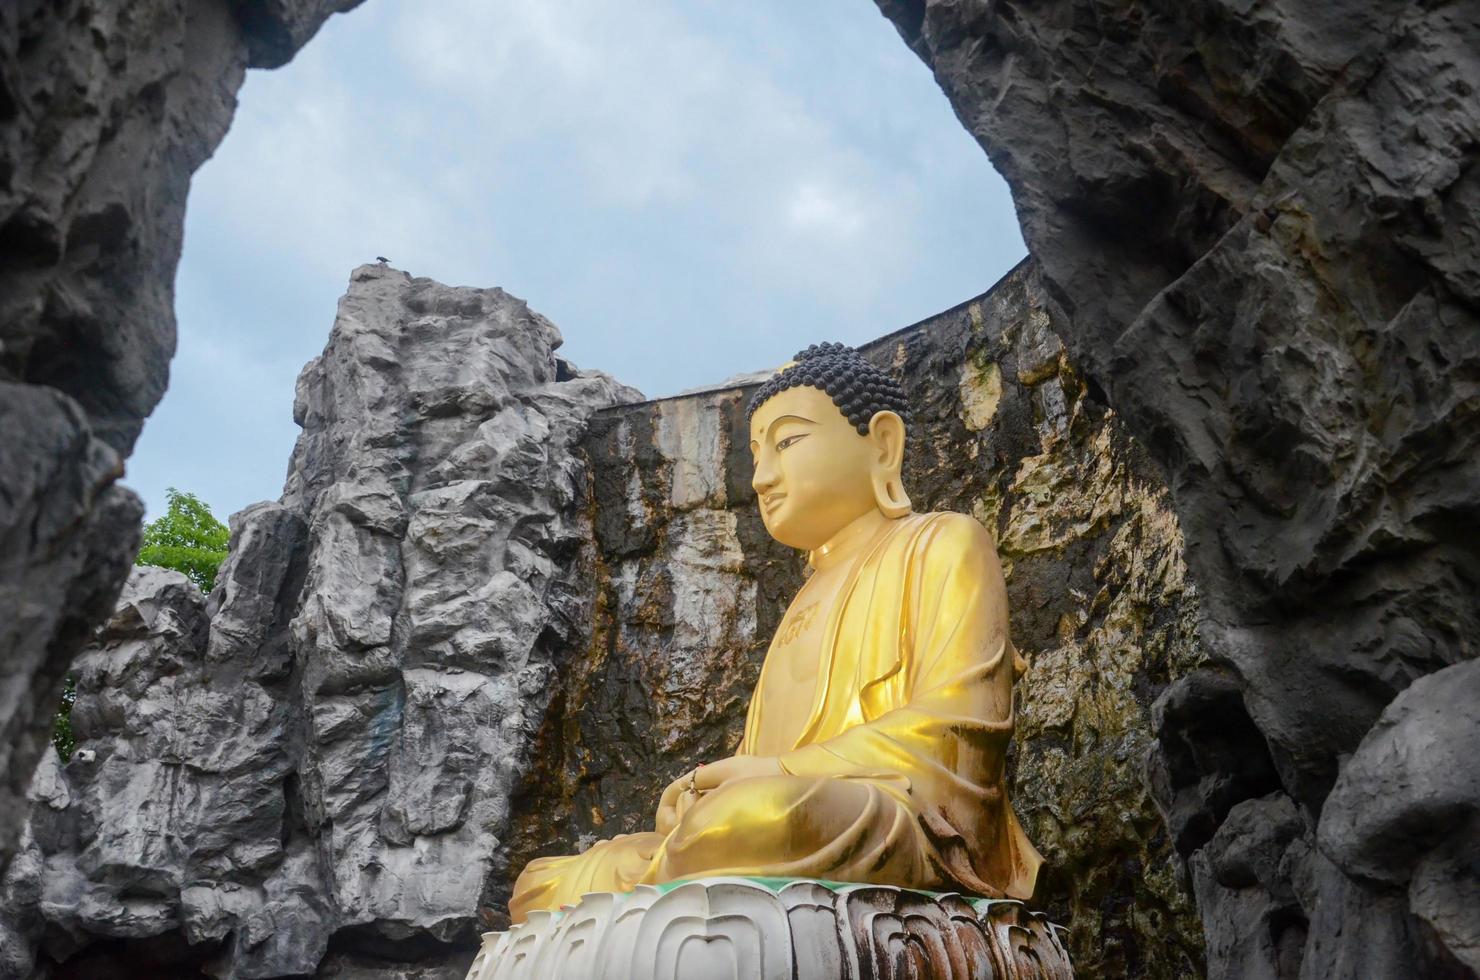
[655,767,700,835]
[655,756,785,834]
[693,754,785,791]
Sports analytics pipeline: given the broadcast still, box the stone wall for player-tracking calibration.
[509,262,1209,977]
[873,1,1480,976]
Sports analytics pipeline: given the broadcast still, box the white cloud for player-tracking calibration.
[192,74,476,283]
[390,0,918,296]
[784,180,870,240]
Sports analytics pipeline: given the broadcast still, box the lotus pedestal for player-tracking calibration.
[467,877,1073,979]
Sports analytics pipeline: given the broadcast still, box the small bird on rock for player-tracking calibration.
[376,256,389,264]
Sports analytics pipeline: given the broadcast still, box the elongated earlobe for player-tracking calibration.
[868,411,912,518]
[872,472,913,518]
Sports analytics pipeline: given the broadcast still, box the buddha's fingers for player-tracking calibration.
[672,786,701,827]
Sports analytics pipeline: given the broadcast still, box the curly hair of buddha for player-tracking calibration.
[745,342,911,436]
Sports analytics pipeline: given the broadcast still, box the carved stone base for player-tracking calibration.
[468,877,1073,979]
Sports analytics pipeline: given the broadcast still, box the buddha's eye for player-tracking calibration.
[777,434,807,451]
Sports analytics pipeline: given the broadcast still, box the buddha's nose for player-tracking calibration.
[752,454,779,495]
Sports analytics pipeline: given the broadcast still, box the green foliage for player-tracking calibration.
[51,489,231,761]
[52,674,76,762]
[135,488,230,592]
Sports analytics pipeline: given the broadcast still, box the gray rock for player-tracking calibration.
[235,0,365,70]
[276,266,639,959]
[1147,670,1282,859]
[1319,660,1480,974]
[316,955,475,980]
[0,383,141,877]
[1292,847,1461,980]
[0,0,359,877]
[4,268,641,978]
[1188,794,1307,980]
[876,0,1480,974]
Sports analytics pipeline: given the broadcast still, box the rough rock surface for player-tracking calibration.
[874,1,1480,976]
[508,264,1208,978]
[0,0,359,877]
[2,267,640,979]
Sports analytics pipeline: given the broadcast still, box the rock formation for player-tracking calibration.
[3,262,1210,977]
[0,0,360,879]
[873,1,1479,976]
[6,2,1473,975]
[2,267,641,978]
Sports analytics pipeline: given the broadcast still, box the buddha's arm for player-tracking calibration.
[776,514,1017,784]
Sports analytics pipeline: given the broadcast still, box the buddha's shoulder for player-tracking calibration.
[891,510,996,554]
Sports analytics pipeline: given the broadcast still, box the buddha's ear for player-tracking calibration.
[867,410,912,519]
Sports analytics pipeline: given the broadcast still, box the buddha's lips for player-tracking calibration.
[762,493,786,513]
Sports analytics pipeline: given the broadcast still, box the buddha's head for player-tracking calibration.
[746,343,913,551]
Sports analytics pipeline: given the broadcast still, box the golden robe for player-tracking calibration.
[509,511,1042,922]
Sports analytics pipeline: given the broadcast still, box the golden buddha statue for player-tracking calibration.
[509,342,1042,923]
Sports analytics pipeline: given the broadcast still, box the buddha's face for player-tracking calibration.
[749,384,887,551]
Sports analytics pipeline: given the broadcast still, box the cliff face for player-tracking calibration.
[2,267,640,979]
[874,1,1480,976]
[512,263,1209,978]
[3,263,1209,977]
[0,0,359,877]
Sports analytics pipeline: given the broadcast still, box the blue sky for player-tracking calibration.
[128,0,1025,521]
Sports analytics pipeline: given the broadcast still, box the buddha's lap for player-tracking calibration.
[662,773,914,864]
[509,775,937,922]
[535,775,920,877]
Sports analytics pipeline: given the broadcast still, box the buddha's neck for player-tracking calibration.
[810,509,892,572]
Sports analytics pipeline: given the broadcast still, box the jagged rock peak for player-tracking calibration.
[1,268,641,979]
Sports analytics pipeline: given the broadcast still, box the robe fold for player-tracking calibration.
[508,511,1042,923]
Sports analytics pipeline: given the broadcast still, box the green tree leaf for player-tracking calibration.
[52,674,76,762]
[52,489,230,761]
[135,488,230,591]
